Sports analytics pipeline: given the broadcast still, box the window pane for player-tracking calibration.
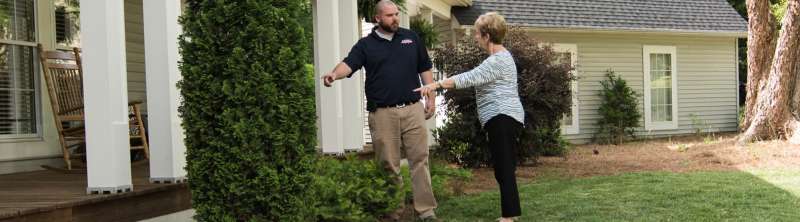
[562,113,573,126]
[650,54,659,71]
[54,0,80,47]
[0,42,37,135]
[557,50,576,129]
[0,0,36,42]
[0,45,10,89]
[650,53,673,123]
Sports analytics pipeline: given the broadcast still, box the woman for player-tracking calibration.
[415,12,524,222]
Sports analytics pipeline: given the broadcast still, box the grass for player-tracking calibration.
[437,171,800,221]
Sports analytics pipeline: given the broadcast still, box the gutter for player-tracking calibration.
[459,25,748,38]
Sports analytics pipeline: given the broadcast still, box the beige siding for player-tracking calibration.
[433,16,454,45]
[527,31,739,144]
[125,0,147,112]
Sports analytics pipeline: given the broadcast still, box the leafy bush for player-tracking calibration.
[400,159,473,203]
[313,157,404,222]
[432,28,575,167]
[410,18,439,49]
[595,69,641,145]
[179,1,317,221]
[432,113,490,168]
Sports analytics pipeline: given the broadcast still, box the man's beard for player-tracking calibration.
[378,21,399,33]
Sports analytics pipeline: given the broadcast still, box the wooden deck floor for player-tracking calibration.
[0,163,190,221]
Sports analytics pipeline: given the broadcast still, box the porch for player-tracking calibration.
[0,164,190,222]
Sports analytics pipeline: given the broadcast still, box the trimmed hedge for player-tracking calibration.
[179,1,317,221]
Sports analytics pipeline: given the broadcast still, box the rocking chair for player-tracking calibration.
[37,44,150,170]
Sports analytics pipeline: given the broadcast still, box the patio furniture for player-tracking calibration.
[36,44,149,170]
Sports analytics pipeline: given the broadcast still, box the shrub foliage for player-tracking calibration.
[432,28,575,167]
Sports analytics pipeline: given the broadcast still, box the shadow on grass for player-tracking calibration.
[437,171,800,221]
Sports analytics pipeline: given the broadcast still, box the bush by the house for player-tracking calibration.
[432,28,575,167]
[179,1,318,220]
[400,158,473,203]
[595,69,641,144]
[313,157,404,222]
[411,18,439,49]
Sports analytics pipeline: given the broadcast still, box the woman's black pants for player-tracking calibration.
[485,114,522,217]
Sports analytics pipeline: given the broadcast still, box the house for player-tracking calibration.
[0,0,469,220]
[0,0,156,174]
[436,0,747,144]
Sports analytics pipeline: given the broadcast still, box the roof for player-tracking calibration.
[452,0,748,34]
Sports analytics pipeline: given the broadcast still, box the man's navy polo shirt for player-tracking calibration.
[342,27,433,111]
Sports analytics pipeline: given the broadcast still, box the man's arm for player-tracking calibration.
[323,41,365,87]
[420,69,436,119]
[420,69,434,85]
[322,63,354,87]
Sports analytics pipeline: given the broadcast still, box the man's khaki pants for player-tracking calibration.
[368,102,437,218]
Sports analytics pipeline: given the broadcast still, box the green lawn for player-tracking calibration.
[438,171,800,222]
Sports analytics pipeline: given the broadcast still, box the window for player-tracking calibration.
[0,0,40,138]
[55,0,79,49]
[643,45,678,130]
[553,44,579,135]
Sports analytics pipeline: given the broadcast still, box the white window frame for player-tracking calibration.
[643,45,678,130]
[553,43,579,135]
[0,0,42,140]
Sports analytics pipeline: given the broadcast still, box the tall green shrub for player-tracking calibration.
[179,1,317,221]
[410,18,439,49]
[596,69,641,145]
[432,28,575,167]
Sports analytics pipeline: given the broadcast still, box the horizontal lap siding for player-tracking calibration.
[529,31,738,144]
[125,0,147,113]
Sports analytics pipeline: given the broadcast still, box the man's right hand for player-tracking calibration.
[322,72,336,87]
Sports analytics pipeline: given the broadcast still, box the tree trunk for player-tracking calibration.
[790,48,800,144]
[739,0,800,145]
[743,0,778,130]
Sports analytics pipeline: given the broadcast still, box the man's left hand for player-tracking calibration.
[424,92,435,120]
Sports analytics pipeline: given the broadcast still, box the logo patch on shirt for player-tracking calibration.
[401,39,414,44]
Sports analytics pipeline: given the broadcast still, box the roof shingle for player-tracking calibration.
[452,0,748,33]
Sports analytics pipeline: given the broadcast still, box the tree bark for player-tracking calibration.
[790,47,800,144]
[743,0,778,130]
[740,0,800,145]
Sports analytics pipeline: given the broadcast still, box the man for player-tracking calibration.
[321,1,438,220]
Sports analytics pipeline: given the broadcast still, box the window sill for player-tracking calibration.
[561,127,580,135]
[0,136,45,143]
[644,123,679,131]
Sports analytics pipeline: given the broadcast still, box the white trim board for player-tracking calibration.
[552,43,580,135]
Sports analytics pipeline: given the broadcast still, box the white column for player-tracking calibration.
[143,0,187,184]
[80,0,133,194]
[338,0,365,151]
[313,0,344,154]
[419,7,438,146]
[400,12,411,29]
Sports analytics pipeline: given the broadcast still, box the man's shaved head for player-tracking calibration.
[375,0,397,15]
[373,0,400,33]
